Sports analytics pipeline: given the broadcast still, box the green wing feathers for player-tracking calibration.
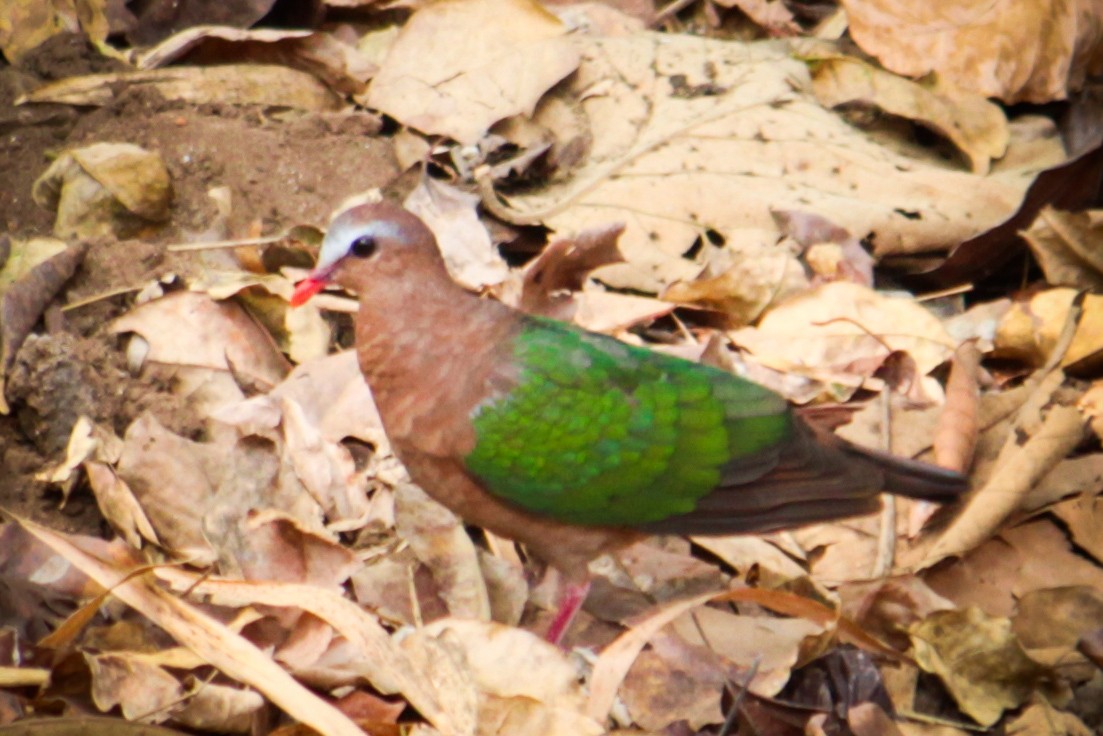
[464,317,792,526]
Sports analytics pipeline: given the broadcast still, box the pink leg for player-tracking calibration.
[546,579,591,646]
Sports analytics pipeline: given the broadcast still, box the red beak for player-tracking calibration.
[289,277,326,307]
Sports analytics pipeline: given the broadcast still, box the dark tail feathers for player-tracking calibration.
[841,439,968,501]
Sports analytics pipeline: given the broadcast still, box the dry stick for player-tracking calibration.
[166,236,282,252]
[718,657,761,736]
[872,389,897,577]
[61,285,143,311]
[652,0,699,25]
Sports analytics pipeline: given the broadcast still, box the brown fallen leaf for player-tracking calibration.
[924,520,1103,619]
[135,26,375,95]
[910,607,1058,727]
[0,0,110,63]
[494,35,1060,294]
[365,0,580,145]
[20,65,344,113]
[513,223,625,321]
[32,143,172,239]
[1023,207,1103,290]
[995,289,1103,371]
[14,517,367,736]
[1006,700,1094,736]
[404,179,509,290]
[919,375,1085,566]
[805,50,1010,174]
[394,483,491,622]
[620,634,726,730]
[933,340,981,473]
[842,0,1103,104]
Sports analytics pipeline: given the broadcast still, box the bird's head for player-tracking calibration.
[290,202,445,306]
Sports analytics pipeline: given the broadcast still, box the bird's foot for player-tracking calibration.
[545,579,591,647]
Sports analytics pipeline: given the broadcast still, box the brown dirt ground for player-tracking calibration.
[0,35,404,535]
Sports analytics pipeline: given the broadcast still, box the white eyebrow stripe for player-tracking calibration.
[315,218,403,270]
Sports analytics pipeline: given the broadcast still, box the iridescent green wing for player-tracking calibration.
[463,317,794,526]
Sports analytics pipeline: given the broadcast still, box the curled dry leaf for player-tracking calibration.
[730,282,953,401]
[404,179,509,290]
[135,26,376,95]
[995,289,1103,371]
[924,520,1103,620]
[20,66,344,112]
[15,518,367,736]
[662,245,806,326]
[921,376,1085,566]
[0,239,86,414]
[933,340,981,473]
[773,209,874,286]
[366,0,580,145]
[805,49,1010,174]
[237,511,360,589]
[86,651,187,723]
[513,223,626,321]
[910,607,1057,727]
[0,0,110,63]
[1006,701,1095,736]
[116,413,223,564]
[85,460,160,550]
[394,483,492,621]
[842,0,1103,104]
[110,291,289,389]
[1023,207,1103,291]
[32,143,172,239]
[408,619,603,736]
[620,634,726,730]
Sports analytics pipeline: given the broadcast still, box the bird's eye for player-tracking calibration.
[349,235,378,258]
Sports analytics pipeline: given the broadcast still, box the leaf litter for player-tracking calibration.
[1,0,1103,734]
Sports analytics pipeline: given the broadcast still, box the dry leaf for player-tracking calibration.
[495,35,1058,293]
[135,26,375,94]
[366,0,580,144]
[404,179,509,289]
[32,143,171,239]
[0,0,110,63]
[512,223,625,320]
[110,291,290,388]
[924,520,1103,619]
[910,607,1057,727]
[395,483,491,621]
[730,282,954,399]
[116,413,222,563]
[20,65,343,112]
[921,383,1084,566]
[995,289,1103,369]
[16,517,367,736]
[806,50,1010,174]
[1023,207,1103,290]
[842,0,1103,104]
[933,340,981,473]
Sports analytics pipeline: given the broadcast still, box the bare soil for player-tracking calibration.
[0,34,402,534]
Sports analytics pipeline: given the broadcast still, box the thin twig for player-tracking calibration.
[718,656,761,736]
[872,389,896,577]
[167,235,283,252]
[652,0,698,25]
[61,285,142,311]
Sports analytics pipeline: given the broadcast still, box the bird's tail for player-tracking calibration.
[839,439,968,501]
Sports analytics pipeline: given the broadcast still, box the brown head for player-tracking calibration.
[289,202,453,307]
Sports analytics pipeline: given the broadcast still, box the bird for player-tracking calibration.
[290,201,968,644]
